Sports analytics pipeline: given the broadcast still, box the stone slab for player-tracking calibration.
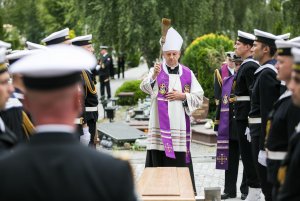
[98,122,147,142]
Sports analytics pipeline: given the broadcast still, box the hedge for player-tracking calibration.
[115,80,147,105]
[181,33,234,118]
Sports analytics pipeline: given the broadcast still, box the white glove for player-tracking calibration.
[245,127,251,142]
[95,65,100,71]
[80,126,91,145]
[258,150,267,167]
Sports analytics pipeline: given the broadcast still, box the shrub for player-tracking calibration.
[126,51,141,68]
[115,80,147,105]
[181,33,234,118]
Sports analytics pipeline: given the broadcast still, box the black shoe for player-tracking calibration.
[241,193,247,200]
[221,193,236,199]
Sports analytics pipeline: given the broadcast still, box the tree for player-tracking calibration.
[0,15,4,40]
[1,0,44,43]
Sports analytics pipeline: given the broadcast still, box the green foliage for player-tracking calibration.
[182,33,234,117]
[115,80,147,105]
[0,15,4,40]
[3,24,22,49]
[126,51,141,68]
[282,0,300,37]
[1,0,300,61]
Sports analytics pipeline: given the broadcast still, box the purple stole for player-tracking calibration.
[216,75,234,170]
[156,64,192,163]
[221,63,229,80]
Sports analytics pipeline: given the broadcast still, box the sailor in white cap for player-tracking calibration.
[276,47,300,201]
[265,38,300,200]
[71,34,99,147]
[0,45,137,201]
[0,41,16,154]
[248,29,283,201]
[140,27,204,194]
[98,45,112,99]
[233,30,261,200]
[41,28,70,46]
[1,50,38,142]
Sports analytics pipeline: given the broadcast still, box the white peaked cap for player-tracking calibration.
[26,41,47,50]
[254,29,279,41]
[275,39,300,49]
[0,48,6,64]
[6,49,39,62]
[238,30,255,41]
[277,33,290,40]
[225,51,235,59]
[292,47,300,63]
[162,27,183,52]
[41,28,69,44]
[254,29,281,47]
[70,34,92,43]
[290,36,300,43]
[0,40,11,49]
[9,44,97,77]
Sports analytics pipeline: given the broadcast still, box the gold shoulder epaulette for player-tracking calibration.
[265,120,272,144]
[277,165,287,185]
[82,70,97,95]
[22,111,35,139]
[214,69,222,87]
[232,80,236,91]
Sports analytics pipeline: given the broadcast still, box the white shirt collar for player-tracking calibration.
[35,124,75,134]
[0,117,5,132]
[254,63,277,75]
[227,66,235,75]
[279,89,292,100]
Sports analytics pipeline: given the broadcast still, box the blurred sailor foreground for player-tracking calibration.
[0,45,137,201]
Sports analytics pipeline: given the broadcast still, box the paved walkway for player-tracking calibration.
[95,63,265,200]
[95,62,149,119]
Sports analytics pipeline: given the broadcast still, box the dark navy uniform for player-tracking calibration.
[99,53,112,99]
[118,54,125,79]
[277,123,300,201]
[234,58,261,189]
[81,70,98,147]
[0,89,34,142]
[0,117,18,155]
[214,66,248,197]
[0,96,24,142]
[249,60,281,200]
[265,91,300,199]
[14,87,35,138]
[0,131,137,201]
